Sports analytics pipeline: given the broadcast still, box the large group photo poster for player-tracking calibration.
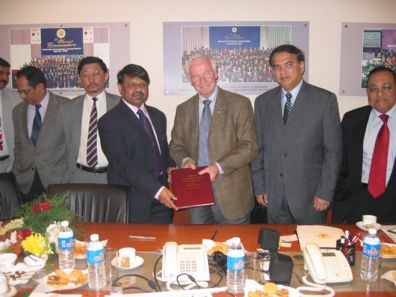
[164,21,309,96]
[0,23,130,97]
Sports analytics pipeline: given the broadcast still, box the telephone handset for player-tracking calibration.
[162,241,210,282]
[303,243,353,284]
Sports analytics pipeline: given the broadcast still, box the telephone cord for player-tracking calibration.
[295,274,335,297]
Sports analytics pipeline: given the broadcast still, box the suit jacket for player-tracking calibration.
[62,92,120,183]
[0,88,21,173]
[333,105,396,224]
[169,87,258,220]
[12,92,69,194]
[98,100,174,222]
[251,81,342,221]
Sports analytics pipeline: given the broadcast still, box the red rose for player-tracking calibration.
[32,200,52,213]
[17,228,32,240]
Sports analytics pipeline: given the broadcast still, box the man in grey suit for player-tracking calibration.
[170,54,257,224]
[62,57,120,183]
[251,44,342,224]
[13,66,69,202]
[0,58,20,173]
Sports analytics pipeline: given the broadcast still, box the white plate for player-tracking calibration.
[42,270,88,290]
[2,263,37,285]
[23,255,47,270]
[381,243,396,259]
[244,279,298,297]
[5,286,16,297]
[356,221,382,231]
[111,255,144,270]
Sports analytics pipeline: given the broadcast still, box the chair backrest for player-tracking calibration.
[47,184,129,223]
[0,172,22,220]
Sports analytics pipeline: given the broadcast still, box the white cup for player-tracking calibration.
[362,215,377,228]
[118,247,136,268]
[0,253,17,268]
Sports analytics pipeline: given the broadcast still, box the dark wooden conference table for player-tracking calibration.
[16,223,396,297]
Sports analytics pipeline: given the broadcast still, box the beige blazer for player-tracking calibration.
[170,87,258,220]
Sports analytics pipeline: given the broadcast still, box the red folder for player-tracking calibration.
[170,167,215,209]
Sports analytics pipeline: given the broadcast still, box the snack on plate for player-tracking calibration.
[380,244,396,257]
[47,269,87,288]
[247,282,289,297]
[208,242,229,255]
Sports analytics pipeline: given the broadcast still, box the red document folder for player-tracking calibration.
[170,167,215,209]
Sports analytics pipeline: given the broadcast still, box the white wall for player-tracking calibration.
[2,0,396,135]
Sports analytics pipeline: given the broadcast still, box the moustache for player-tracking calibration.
[132,92,144,97]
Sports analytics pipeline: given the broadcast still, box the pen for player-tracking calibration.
[210,229,218,240]
[128,235,156,240]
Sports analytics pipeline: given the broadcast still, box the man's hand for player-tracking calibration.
[167,167,177,184]
[199,164,219,182]
[183,158,196,170]
[313,196,330,212]
[256,194,268,207]
[158,187,178,211]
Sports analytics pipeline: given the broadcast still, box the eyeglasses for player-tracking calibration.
[367,84,393,94]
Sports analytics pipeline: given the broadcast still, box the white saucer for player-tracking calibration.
[111,255,144,270]
[23,255,47,270]
[356,221,382,231]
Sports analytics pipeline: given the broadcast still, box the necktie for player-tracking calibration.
[368,114,390,198]
[198,100,212,166]
[31,104,42,145]
[283,92,292,124]
[87,97,98,167]
[137,109,163,177]
[0,119,3,152]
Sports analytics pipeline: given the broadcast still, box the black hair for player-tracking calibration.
[16,66,47,88]
[0,57,10,68]
[367,66,396,83]
[117,64,150,85]
[269,44,305,66]
[78,56,107,74]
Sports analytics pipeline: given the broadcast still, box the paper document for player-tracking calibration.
[381,225,396,243]
[296,225,344,251]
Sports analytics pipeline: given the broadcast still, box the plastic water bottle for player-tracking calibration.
[87,234,106,289]
[58,220,75,271]
[360,228,381,281]
[227,237,245,293]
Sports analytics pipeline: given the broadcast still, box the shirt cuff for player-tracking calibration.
[154,186,165,200]
[215,162,224,175]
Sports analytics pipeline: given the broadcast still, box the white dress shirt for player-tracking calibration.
[27,91,49,138]
[0,91,9,156]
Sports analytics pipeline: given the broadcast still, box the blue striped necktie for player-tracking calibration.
[283,92,292,124]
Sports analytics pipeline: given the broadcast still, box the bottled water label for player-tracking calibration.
[227,255,245,271]
[58,234,73,251]
[362,243,380,259]
[87,249,104,264]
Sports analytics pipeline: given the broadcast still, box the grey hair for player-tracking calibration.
[185,53,218,80]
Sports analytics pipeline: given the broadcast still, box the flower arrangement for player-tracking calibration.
[0,193,76,255]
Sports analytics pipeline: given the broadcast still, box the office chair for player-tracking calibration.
[0,172,23,220]
[47,183,129,223]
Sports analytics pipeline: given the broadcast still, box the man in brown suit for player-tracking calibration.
[169,54,257,224]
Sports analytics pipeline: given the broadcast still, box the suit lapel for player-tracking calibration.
[37,93,57,145]
[211,88,225,132]
[285,82,306,125]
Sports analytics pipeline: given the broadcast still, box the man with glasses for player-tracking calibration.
[251,44,342,224]
[333,66,396,224]
[98,64,176,223]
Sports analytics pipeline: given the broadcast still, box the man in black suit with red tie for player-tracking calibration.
[98,64,177,223]
[333,66,396,224]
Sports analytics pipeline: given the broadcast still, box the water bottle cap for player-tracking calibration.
[61,221,69,227]
[90,234,99,241]
[368,228,377,235]
[230,237,241,244]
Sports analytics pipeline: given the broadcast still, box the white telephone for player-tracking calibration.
[162,241,210,282]
[302,243,353,284]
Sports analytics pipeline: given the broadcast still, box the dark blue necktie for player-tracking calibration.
[137,109,163,177]
[31,104,42,145]
[283,92,292,124]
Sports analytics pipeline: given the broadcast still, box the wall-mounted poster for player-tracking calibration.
[340,23,396,96]
[164,21,309,96]
[0,23,130,97]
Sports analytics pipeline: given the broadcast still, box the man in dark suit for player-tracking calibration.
[0,58,21,173]
[333,66,396,224]
[13,66,69,202]
[98,64,177,223]
[62,56,120,183]
[251,44,342,224]
[169,54,257,224]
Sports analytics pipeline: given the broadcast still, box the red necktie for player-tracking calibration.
[368,114,389,198]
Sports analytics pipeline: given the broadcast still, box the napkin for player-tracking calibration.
[381,270,396,287]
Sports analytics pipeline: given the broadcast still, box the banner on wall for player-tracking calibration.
[0,22,130,98]
[340,23,396,96]
[163,21,309,96]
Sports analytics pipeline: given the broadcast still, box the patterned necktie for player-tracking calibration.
[283,92,292,124]
[31,104,42,145]
[368,114,390,198]
[87,97,98,167]
[0,119,3,152]
[198,100,212,166]
[137,109,163,177]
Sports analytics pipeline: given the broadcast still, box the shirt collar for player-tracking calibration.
[281,79,303,99]
[85,90,105,101]
[198,85,218,104]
